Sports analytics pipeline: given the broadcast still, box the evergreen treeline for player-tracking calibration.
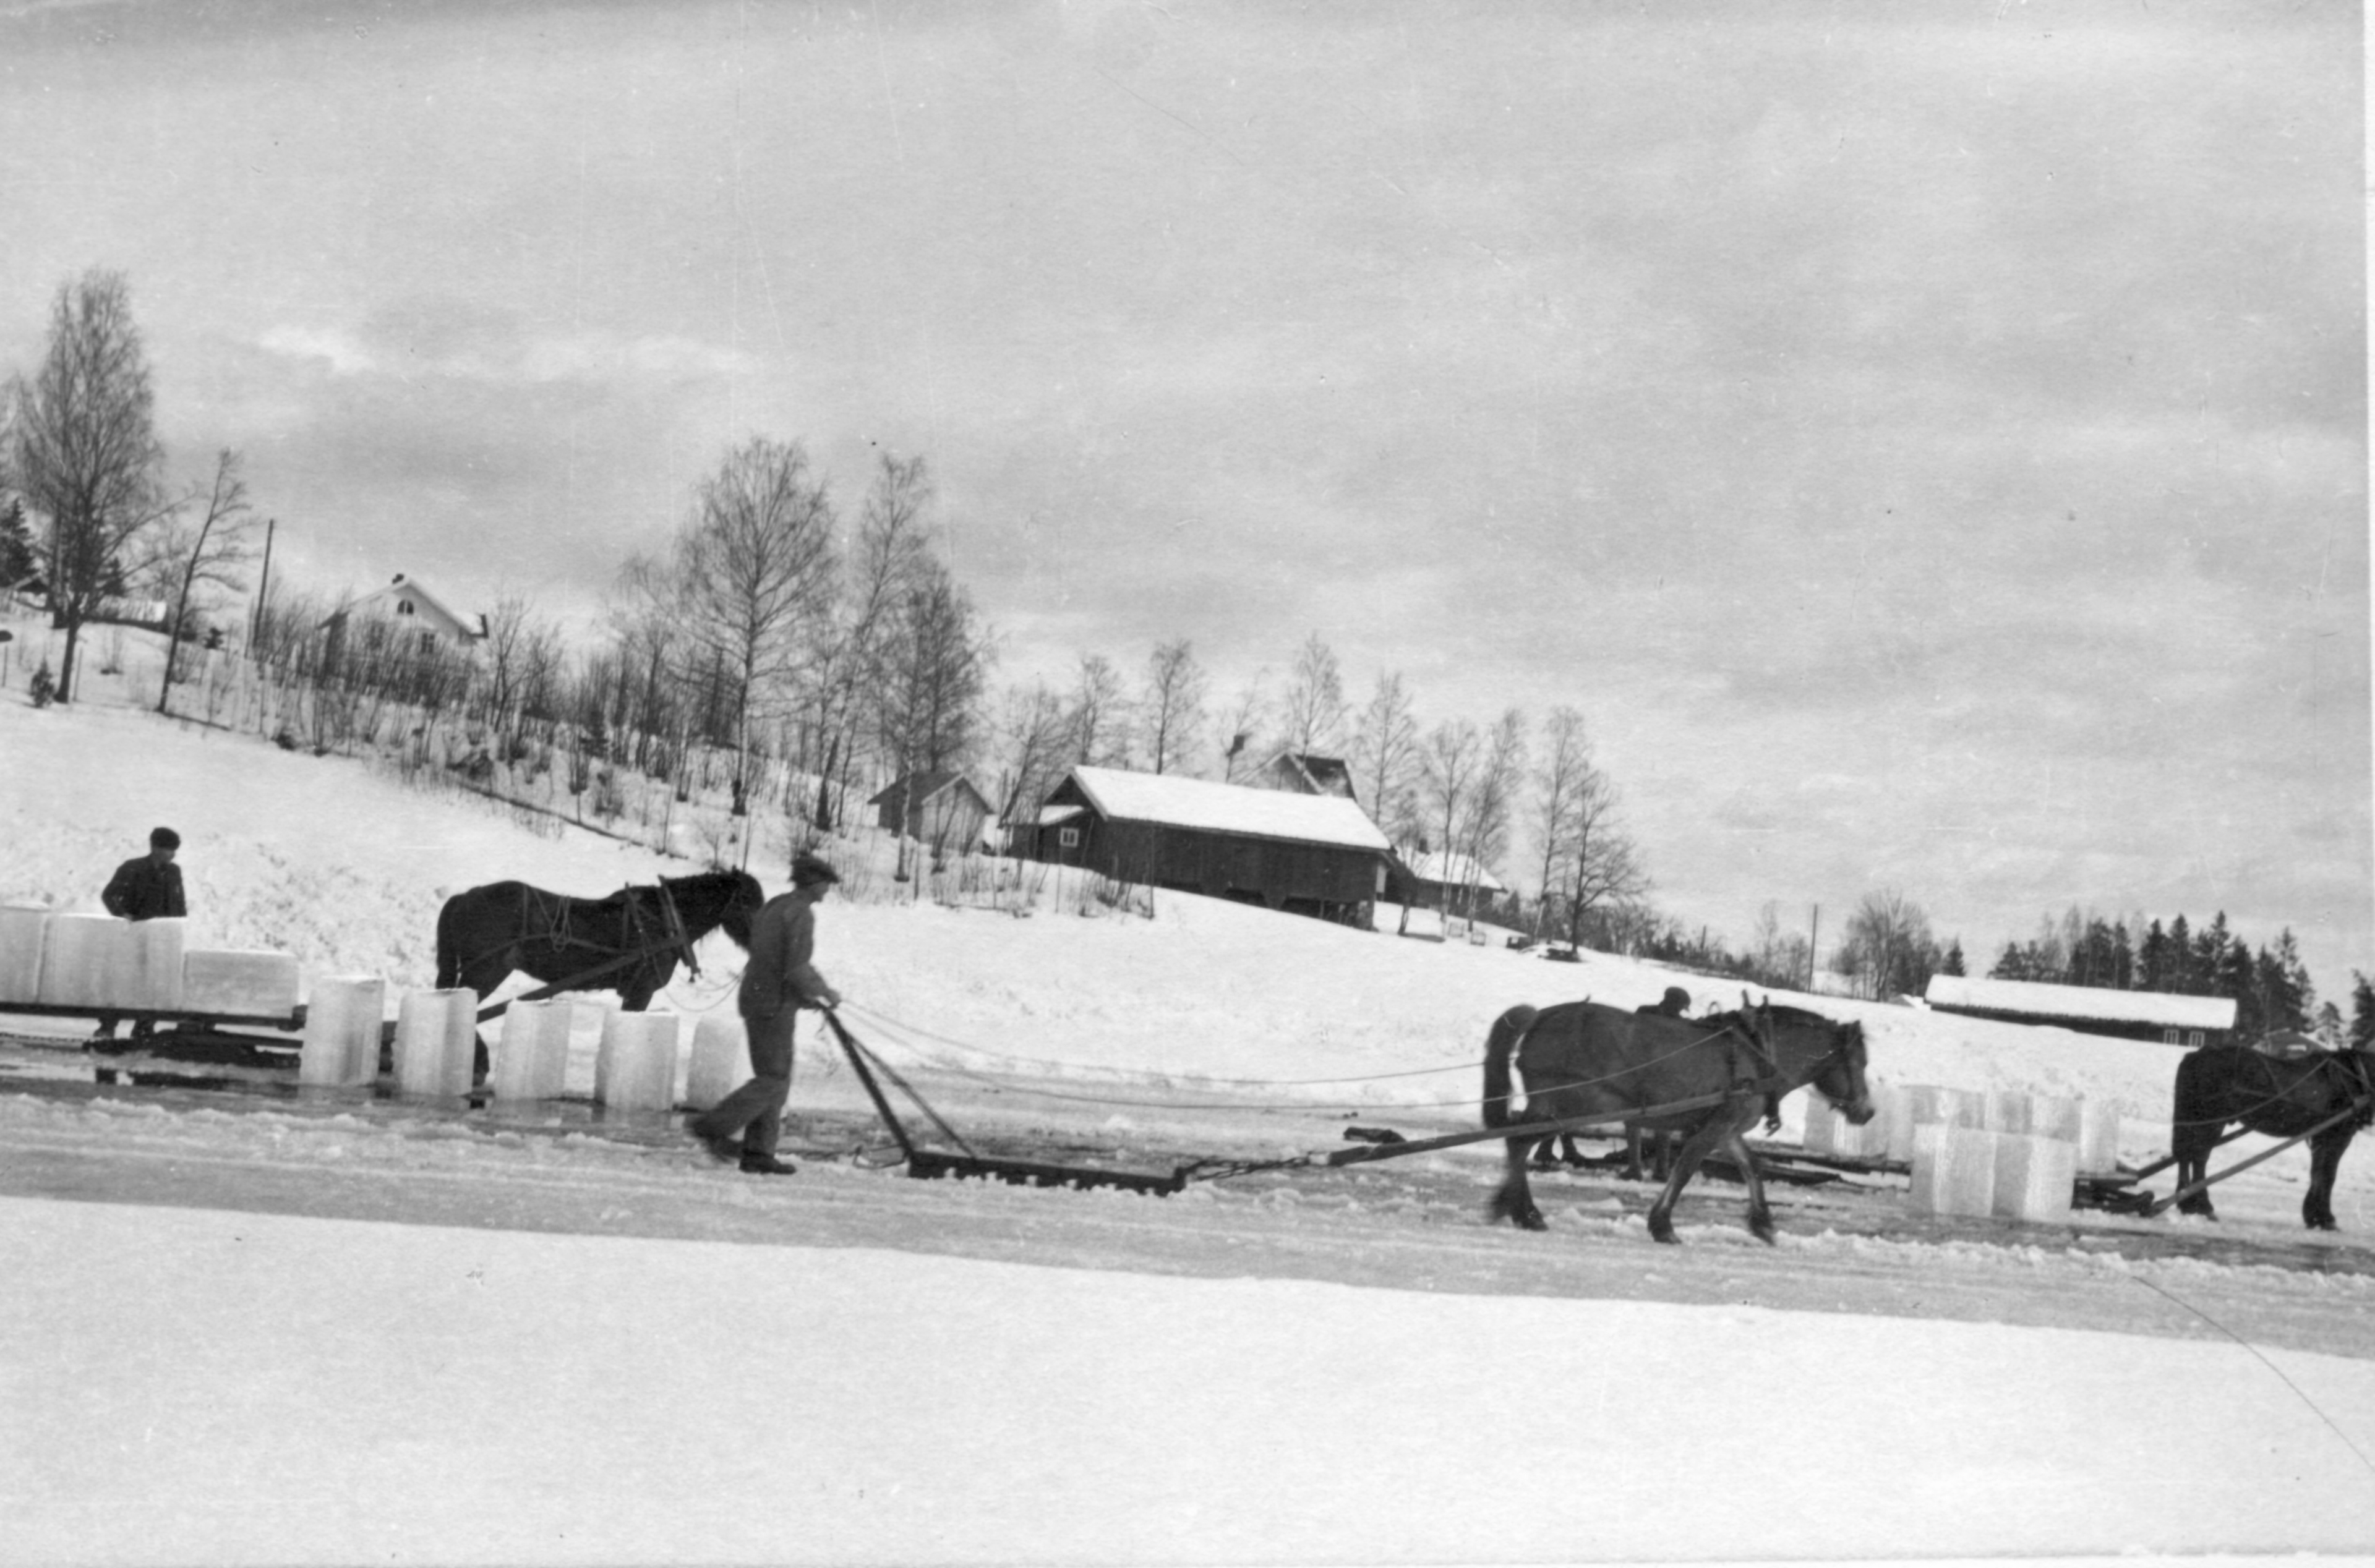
[1987,907,2330,1042]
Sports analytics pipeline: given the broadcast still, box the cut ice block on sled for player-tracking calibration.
[685,1013,750,1112]
[1804,1096,1875,1158]
[180,950,301,1018]
[492,999,571,1102]
[1907,1124,1999,1218]
[1985,1090,2033,1135]
[596,1010,680,1112]
[1993,1133,2076,1223]
[1879,1084,1920,1162]
[0,905,48,1004]
[301,976,385,1087]
[38,914,183,1011]
[2028,1094,2082,1146]
[394,987,477,1099]
[2076,1098,2125,1175]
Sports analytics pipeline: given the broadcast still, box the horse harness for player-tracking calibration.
[511,880,701,979]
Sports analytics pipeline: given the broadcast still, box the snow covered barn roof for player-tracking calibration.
[1924,974,2237,1033]
[1063,766,1390,853]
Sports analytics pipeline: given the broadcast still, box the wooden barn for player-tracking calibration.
[1026,765,1392,923]
[1922,974,2238,1049]
[868,771,994,851]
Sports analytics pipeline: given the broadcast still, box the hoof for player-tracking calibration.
[1648,1218,1679,1245]
[1750,1217,1777,1246]
[1518,1209,1547,1232]
[2308,1216,2338,1232]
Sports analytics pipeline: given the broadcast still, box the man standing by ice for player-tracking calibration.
[103,827,186,922]
[96,827,186,1040]
[690,851,841,1176]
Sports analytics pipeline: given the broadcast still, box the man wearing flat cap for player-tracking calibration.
[690,850,842,1175]
[96,828,187,1039]
[103,827,187,922]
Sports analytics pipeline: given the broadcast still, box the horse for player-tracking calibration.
[2169,1044,2374,1230]
[433,869,766,1055]
[1484,999,1875,1245]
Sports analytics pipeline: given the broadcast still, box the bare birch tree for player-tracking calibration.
[1277,631,1348,757]
[642,437,837,817]
[1067,652,1131,767]
[805,451,930,829]
[991,679,1069,829]
[1349,670,1419,835]
[1216,670,1269,782]
[7,270,175,704]
[153,449,255,713]
[1137,637,1208,775]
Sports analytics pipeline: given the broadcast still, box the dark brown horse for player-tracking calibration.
[434,869,765,1012]
[2170,1045,2373,1230]
[1484,1000,1875,1245]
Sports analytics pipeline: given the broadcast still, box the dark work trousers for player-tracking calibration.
[690,1008,800,1157]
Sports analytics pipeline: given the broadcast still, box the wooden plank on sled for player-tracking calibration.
[904,1148,1189,1196]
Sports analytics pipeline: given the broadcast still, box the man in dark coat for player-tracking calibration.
[103,827,187,922]
[96,827,187,1039]
[688,851,842,1175]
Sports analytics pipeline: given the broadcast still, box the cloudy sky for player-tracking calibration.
[2,0,2366,993]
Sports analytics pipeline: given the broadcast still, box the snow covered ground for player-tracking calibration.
[2,621,2372,1565]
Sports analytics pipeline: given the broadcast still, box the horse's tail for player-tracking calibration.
[1482,1005,1540,1129]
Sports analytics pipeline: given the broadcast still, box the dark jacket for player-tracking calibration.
[103,856,186,922]
[738,892,833,1019]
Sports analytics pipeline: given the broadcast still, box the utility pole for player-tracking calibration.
[1807,905,1820,991]
[248,518,276,652]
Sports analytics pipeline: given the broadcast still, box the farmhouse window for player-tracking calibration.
[1059,827,1080,848]
[398,600,414,615]
[2162,1029,2179,1045]
[2188,1030,2204,1048]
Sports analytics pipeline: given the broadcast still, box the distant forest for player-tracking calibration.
[1985,906,2361,1047]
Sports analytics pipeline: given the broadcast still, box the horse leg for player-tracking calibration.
[1491,1136,1547,1230]
[1560,1134,1588,1168]
[1645,1114,1740,1245]
[1528,1134,1560,1172]
[2303,1132,2347,1231]
[1722,1123,1776,1245]
[1622,1123,1647,1182]
[2173,1127,2219,1219]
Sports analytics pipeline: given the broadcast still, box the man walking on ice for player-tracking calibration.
[689,851,842,1175]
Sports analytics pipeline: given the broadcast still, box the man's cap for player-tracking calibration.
[790,851,841,888]
[150,827,181,851]
[1662,986,1690,1010]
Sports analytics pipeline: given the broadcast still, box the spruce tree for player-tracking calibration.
[0,498,33,591]
[1942,939,1966,977]
[2350,972,2375,1051]
[1988,940,2027,981]
[2138,919,2169,991]
[2167,914,2194,991]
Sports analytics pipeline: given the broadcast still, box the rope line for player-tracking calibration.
[840,1003,1768,1118]
[839,1002,1472,1085]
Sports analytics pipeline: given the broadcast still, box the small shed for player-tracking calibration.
[1395,846,1513,922]
[1026,765,1391,924]
[869,771,995,851]
[1922,974,2237,1049]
